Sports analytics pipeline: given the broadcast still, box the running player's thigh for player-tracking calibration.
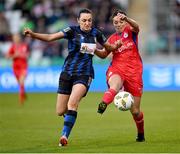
[56,93,70,116]
[67,83,87,110]
[108,74,123,91]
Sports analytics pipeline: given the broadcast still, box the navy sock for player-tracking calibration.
[61,110,77,138]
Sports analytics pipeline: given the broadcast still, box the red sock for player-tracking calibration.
[133,112,144,133]
[102,88,117,105]
[20,85,24,95]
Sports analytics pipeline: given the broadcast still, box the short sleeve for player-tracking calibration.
[96,29,107,46]
[62,26,74,39]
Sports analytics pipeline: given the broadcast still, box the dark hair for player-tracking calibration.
[78,8,92,19]
[110,9,127,20]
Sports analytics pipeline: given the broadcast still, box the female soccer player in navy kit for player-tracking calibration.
[95,9,145,142]
[24,8,121,146]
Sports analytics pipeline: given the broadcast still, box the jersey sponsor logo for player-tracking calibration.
[116,42,133,53]
[80,43,96,55]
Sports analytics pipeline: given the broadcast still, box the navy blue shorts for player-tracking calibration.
[57,72,92,96]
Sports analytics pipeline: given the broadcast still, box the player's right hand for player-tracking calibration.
[23,28,33,37]
[117,13,127,21]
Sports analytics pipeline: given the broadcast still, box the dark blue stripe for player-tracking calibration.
[132,32,138,49]
[68,52,80,73]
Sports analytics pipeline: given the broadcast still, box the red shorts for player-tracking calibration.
[106,66,143,97]
[13,63,27,80]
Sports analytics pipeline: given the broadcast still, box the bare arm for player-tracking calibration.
[23,28,64,42]
[95,48,110,59]
[118,13,139,33]
[126,17,139,33]
[103,40,122,52]
[95,40,122,58]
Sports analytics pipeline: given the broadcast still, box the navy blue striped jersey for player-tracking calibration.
[61,26,107,78]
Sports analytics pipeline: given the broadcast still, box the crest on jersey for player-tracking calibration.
[123,32,128,38]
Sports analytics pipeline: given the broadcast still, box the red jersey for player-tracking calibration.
[108,26,142,76]
[8,43,29,79]
[106,26,143,96]
[8,43,29,67]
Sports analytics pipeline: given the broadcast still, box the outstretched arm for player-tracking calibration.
[23,28,64,42]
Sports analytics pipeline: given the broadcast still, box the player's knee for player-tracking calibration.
[68,102,78,111]
[56,109,65,116]
[130,107,140,116]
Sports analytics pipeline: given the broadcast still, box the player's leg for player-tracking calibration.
[130,96,145,142]
[57,72,72,146]
[18,70,27,104]
[123,70,144,141]
[126,77,144,142]
[59,75,90,146]
[57,72,73,115]
[60,83,87,146]
[19,74,25,93]
[56,94,69,146]
[56,94,69,116]
[97,73,123,114]
[14,67,26,104]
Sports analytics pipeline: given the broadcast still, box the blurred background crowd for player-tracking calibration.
[0,0,180,66]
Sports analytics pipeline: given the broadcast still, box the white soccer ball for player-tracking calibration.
[114,91,134,111]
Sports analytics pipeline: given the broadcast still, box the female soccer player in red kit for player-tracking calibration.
[6,34,29,104]
[95,9,145,142]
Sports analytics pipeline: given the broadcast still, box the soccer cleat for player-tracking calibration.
[59,136,68,146]
[97,102,107,114]
[136,133,145,142]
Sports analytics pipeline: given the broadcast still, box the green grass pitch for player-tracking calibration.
[0,92,180,153]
